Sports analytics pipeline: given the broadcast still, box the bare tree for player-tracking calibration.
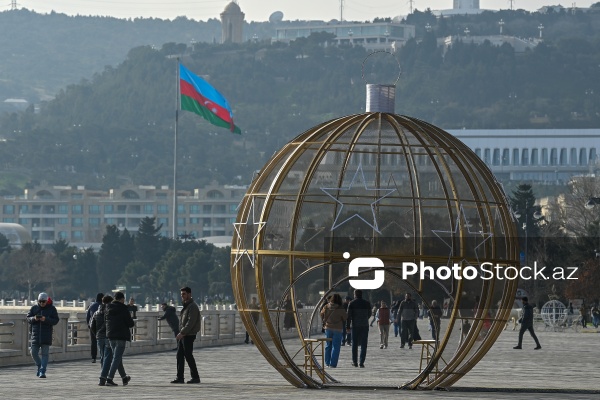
[7,242,64,301]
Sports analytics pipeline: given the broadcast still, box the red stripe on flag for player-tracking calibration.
[180,80,233,124]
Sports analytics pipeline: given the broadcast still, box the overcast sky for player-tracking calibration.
[7,1,597,22]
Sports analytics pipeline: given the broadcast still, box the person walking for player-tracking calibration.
[320,294,347,368]
[159,302,180,338]
[26,292,59,378]
[580,303,588,328]
[369,301,379,327]
[127,298,138,320]
[376,300,392,349]
[347,289,372,368]
[171,286,201,384]
[398,293,418,349]
[342,296,352,346]
[428,300,443,341]
[86,292,103,363]
[513,296,542,350]
[591,304,600,328]
[245,297,260,344]
[391,300,400,338]
[92,295,131,386]
[101,291,134,386]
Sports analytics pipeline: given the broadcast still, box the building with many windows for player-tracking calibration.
[0,183,246,249]
[272,21,415,51]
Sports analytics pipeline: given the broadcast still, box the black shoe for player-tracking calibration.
[534,345,542,350]
[105,379,118,386]
[98,378,106,386]
[513,345,522,349]
[352,362,358,367]
[39,374,46,379]
[122,375,131,386]
[170,379,185,384]
[400,344,405,348]
[244,339,249,344]
[92,358,96,363]
[359,364,365,368]
[187,378,201,384]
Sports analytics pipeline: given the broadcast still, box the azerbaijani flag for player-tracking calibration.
[179,64,241,134]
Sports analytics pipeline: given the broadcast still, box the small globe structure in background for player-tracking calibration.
[541,300,567,327]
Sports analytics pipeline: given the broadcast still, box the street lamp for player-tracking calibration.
[513,208,542,266]
[425,23,432,33]
[538,24,544,39]
[499,19,505,35]
[584,197,600,258]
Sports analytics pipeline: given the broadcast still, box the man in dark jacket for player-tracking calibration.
[159,303,180,337]
[171,286,201,384]
[398,293,419,349]
[514,296,542,350]
[26,292,59,378]
[86,292,103,363]
[101,291,135,386]
[346,289,371,368]
[92,295,130,386]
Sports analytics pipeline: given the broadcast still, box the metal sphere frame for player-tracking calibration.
[231,112,520,389]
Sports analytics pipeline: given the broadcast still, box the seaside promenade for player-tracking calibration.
[1,324,598,400]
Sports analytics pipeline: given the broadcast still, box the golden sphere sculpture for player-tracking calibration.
[231,111,519,389]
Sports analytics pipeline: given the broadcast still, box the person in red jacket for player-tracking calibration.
[376,301,392,349]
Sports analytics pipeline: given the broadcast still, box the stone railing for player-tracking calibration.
[0,307,320,367]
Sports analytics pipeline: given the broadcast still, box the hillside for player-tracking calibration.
[0,8,599,193]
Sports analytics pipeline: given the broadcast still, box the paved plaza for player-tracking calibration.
[1,325,598,399]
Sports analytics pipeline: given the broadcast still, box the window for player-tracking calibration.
[89,205,101,214]
[71,231,83,240]
[72,205,83,214]
[492,149,500,166]
[475,148,481,158]
[104,205,114,213]
[521,149,529,166]
[104,218,116,225]
[177,204,185,213]
[19,218,29,225]
[158,217,168,226]
[3,205,14,214]
[58,205,68,214]
[58,218,68,225]
[512,149,519,166]
[177,217,185,226]
[189,217,200,224]
[229,204,238,213]
[531,149,538,166]
[550,148,558,165]
[580,148,588,165]
[215,205,226,214]
[57,231,68,240]
[72,218,83,227]
[3,218,15,223]
[19,205,29,214]
[143,204,154,214]
[559,148,567,165]
[89,218,101,227]
[71,193,83,199]
[541,148,548,166]
[570,148,578,166]
[158,205,168,214]
[502,149,510,166]
[189,205,200,214]
[483,149,491,164]
[203,205,212,213]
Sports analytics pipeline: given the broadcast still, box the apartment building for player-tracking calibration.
[0,182,246,249]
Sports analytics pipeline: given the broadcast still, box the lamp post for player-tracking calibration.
[513,208,542,267]
[538,24,544,39]
[499,19,504,35]
[585,197,600,258]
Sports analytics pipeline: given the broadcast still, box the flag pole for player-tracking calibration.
[173,58,180,239]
